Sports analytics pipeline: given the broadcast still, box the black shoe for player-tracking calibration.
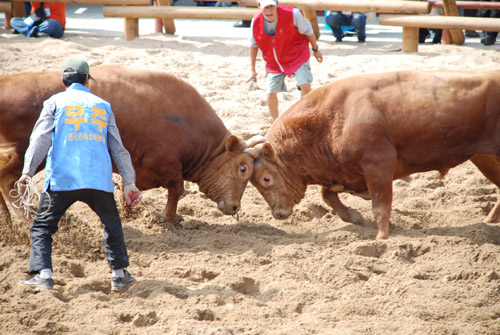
[335,38,343,42]
[481,37,495,46]
[12,29,19,34]
[111,270,135,291]
[233,20,250,28]
[20,275,54,290]
[465,30,480,38]
[358,38,365,43]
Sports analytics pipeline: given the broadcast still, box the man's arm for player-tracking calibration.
[22,99,56,177]
[106,110,135,186]
[307,33,323,63]
[249,46,259,82]
[293,8,323,63]
[107,110,142,206]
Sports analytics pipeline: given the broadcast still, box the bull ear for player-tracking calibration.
[261,142,275,162]
[226,134,244,155]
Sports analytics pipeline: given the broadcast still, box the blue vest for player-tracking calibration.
[43,83,114,193]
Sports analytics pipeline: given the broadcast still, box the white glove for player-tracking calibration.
[124,183,142,207]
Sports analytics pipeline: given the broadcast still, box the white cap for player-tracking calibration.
[259,0,277,8]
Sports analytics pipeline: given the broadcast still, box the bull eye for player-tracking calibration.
[263,176,270,183]
[240,165,247,173]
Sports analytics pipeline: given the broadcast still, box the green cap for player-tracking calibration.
[62,59,92,78]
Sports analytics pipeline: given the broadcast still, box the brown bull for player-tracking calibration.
[247,70,500,239]
[0,65,254,225]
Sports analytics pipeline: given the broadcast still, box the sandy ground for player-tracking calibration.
[1,5,500,335]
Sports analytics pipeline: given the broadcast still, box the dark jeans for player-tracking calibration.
[326,12,367,41]
[10,18,64,38]
[482,8,500,40]
[29,189,129,274]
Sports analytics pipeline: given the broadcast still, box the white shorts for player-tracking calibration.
[265,61,313,93]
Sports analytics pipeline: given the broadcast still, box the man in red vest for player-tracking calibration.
[248,0,323,121]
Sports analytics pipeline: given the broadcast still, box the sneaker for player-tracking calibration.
[20,275,54,290]
[111,270,134,291]
[233,20,250,28]
[335,38,343,42]
[481,37,495,46]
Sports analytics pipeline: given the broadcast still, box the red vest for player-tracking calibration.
[253,6,310,76]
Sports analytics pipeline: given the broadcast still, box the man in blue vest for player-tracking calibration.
[18,59,142,291]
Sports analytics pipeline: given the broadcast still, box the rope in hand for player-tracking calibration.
[9,176,51,219]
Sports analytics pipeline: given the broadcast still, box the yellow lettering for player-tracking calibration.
[91,107,107,121]
[65,118,88,130]
[65,105,85,117]
[91,119,107,133]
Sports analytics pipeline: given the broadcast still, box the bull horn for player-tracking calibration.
[246,135,267,148]
[244,147,260,159]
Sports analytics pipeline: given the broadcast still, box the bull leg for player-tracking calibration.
[363,149,397,240]
[321,187,364,225]
[162,180,185,226]
[0,191,12,225]
[0,175,19,225]
[470,154,500,223]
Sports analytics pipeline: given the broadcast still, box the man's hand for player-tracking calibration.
[313,50,323,63]
[124,183,142,207]
[246,70,258,83]
[17,174,30,195]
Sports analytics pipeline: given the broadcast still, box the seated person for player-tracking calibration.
[325,11,367,42]
[10,2,65,38]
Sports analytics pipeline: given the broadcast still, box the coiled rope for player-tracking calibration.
[9,176,51,218]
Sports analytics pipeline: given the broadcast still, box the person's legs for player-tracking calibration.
[81,189,129,271]
[351,13,367,42]
[37,19,64,38]
[10,17,30,36]
[481,9,499,45]
[294,61,313,97]
[265,72,286,121]
[267,93,279,120]
[28,191,76,274]
[326,12,348,41]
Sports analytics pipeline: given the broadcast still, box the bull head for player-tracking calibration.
[198,134,255,217]
[246,137,306,220]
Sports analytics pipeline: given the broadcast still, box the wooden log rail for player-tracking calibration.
[240,0,431,14]
[429,0,500,10]
[103,0,431,40]
[379,15,500,52]
[10,0,151,4]
[104,6,258,20]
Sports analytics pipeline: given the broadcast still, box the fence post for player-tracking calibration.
[441,0,464,45]
[157,0,175,34]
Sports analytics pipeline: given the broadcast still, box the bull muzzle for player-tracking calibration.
[272,207,293,220]
[217,200,240,216]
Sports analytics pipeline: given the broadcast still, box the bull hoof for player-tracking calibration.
[483,213,500,224]
[348,208,364,225]
[376,230,390,240]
